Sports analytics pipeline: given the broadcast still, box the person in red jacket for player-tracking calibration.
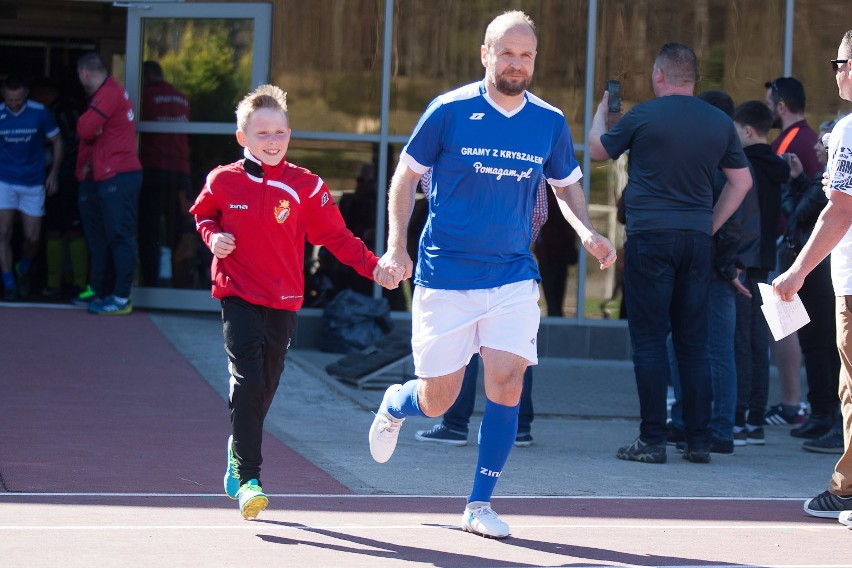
[190,84,402,520]
[75,52,143,315]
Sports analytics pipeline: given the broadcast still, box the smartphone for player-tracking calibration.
[606,80,622,113]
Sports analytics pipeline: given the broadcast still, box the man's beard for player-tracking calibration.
[494,72,530,96]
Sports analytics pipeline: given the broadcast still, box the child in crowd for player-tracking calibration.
[190,84,401,519]
[731,100,790,445]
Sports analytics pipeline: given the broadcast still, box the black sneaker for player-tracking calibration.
[791,414,835,439]
[802,426,843,454]
[616,437,666,464]
[746,427,765,445]
[682,445,711,463]
[709,438,734,455]
[804,490,852,518]
[514,432,533,447]
[414,423,467,446]
[733,428,747,447]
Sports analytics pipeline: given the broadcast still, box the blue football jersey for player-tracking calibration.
[402,81,581,290]
[0,100,60,185]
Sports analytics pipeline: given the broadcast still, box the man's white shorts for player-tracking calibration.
[411,279,540,378]
[0,181,45,217]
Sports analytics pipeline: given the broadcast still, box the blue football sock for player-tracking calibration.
[17,257,31,274]
[385,378,425,419]
[469,398,519,504]
[2,272,15,289]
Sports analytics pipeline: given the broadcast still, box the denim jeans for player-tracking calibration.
[442,354,534,435]
[78,171,142,298]
[734,268,770,426]
[668,276,737,441]
[625,230,712,446]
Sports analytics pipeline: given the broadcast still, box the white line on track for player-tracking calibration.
[0,493,810,500]
[0,523,840,531]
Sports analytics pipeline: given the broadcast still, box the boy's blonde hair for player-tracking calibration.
[235,84,288,132]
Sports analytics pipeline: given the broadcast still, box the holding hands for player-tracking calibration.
[374,246,412,290]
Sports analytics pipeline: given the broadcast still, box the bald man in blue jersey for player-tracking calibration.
[368,10,616,539]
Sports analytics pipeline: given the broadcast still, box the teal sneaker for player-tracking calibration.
[224,435,240,499]
[88,295,132,315]
[237,479,268,520]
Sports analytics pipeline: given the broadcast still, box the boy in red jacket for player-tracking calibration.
[191,84,402,519]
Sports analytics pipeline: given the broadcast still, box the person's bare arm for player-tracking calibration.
[712,166,752,234]
[378,162,422,280]
[587,92,613,162]
[45,134,63,196]
[551,182,617,270]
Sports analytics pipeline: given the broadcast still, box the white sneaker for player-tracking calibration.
[461,501,510,539]
[369,384,404,463]
[840,510,852,527]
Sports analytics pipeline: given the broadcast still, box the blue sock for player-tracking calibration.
[469,398,519,504]
[18,257,30,273]
[385,379,425,419]
[2,272,14,289]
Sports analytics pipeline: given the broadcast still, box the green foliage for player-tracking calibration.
[144,20,253,122]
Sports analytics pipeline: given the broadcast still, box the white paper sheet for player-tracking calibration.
[757,282,810,341]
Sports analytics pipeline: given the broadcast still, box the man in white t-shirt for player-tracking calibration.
[367,10,616,539]
[773,29,852,525]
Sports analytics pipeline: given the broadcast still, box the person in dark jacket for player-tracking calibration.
[779,117,844,451]
[730,100,791,444]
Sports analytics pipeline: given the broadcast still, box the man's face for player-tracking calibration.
[765,87,782,129]
[77,67,91,94]
[236,108,291,166]
[836,43,852,102]
[483,24,537,97]
[2,87,27,113]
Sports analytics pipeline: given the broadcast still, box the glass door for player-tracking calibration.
[124,3,271,310]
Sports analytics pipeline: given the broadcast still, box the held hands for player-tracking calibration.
[374,246,412,290]
[210,232,236,258]
[582,232,617,270]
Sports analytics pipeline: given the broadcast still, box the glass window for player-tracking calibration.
[270,0,384,134]
[141,18,255,122]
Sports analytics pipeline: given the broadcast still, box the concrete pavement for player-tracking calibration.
[150,310,837,501]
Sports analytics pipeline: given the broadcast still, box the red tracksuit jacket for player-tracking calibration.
[76,75,142,182]
[190,151,379,310]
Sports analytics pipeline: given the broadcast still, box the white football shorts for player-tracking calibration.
[411,279,540,378]
[0,180,45,217]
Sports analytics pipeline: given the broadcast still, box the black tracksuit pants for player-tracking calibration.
[222,296,297,486]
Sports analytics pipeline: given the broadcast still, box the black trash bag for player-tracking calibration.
[320,289,394,353]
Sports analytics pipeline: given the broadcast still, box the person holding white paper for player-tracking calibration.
[772,29,852,524]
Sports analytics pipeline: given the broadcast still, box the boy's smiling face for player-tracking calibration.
[236,108,291,166]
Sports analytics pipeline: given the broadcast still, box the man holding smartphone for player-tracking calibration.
[587,42,752,464]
